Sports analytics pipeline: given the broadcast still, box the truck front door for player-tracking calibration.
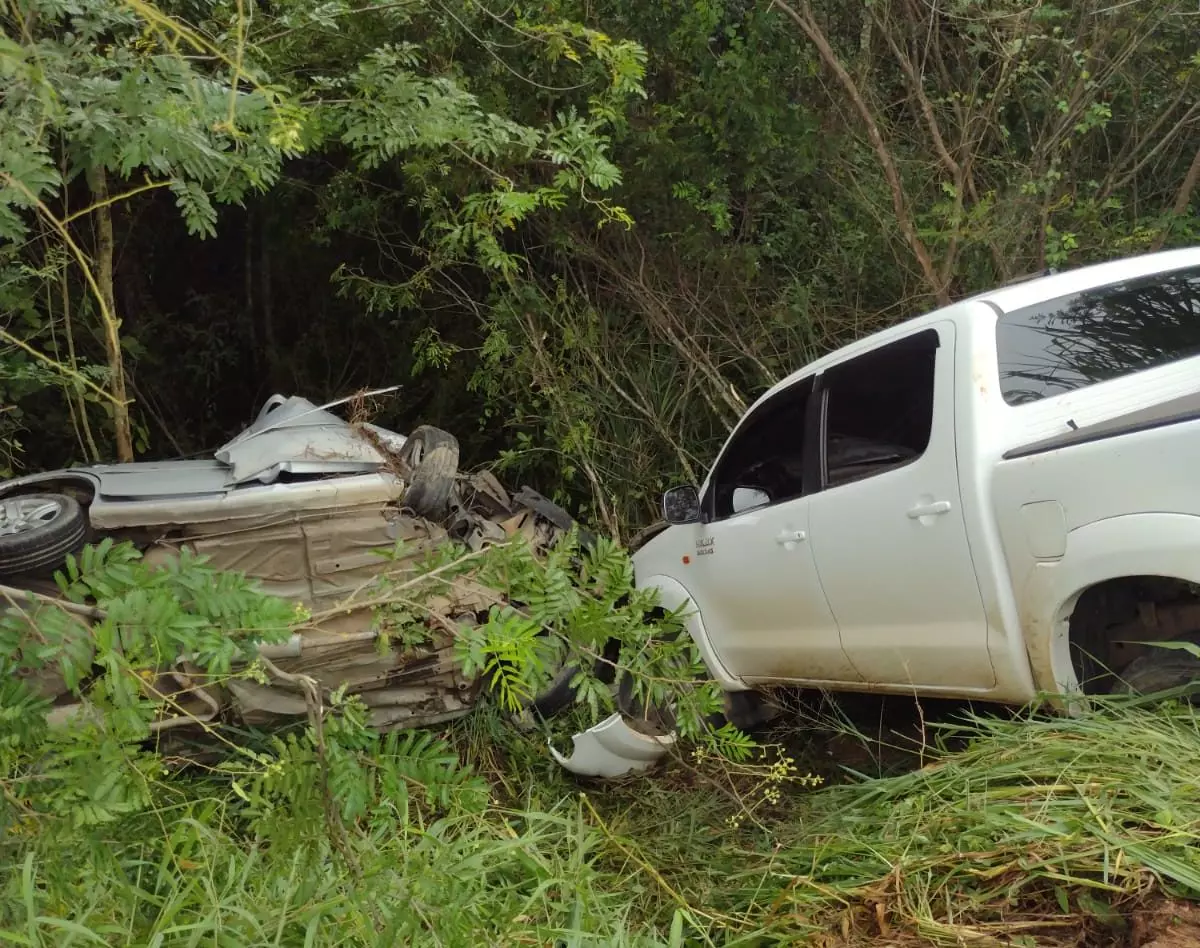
[684,375,863,685]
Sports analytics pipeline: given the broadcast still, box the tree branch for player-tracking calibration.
[1105,102,1200,200]
[771,0,949,305]
[875,6,960,182]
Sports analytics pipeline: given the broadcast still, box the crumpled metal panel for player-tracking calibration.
[217,395,348,451]
[214,395,401,485]
[91,460,235,500]
[90,471,403,529]
[217,427,391,485]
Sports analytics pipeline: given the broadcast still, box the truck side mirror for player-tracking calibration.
[662,485,701,525]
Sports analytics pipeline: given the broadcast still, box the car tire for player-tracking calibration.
[0,493,88,578]
[1110,648,1200,699]
[612,622,683,737]
[526,639,622,720]
[398,425,460,520]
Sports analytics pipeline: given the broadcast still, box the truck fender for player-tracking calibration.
[1021,513,1200,698]
[636,573,748,693]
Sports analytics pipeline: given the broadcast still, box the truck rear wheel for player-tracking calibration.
[398,426,459,520]
[1110,648,1200,700]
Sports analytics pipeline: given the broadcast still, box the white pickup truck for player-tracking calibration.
[553,247,1200,777]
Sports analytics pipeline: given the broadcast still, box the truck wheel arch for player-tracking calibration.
[634,573,749,693]
[1035,514,1200,697]
[1066,574,1200,694]
[0,472,100,505]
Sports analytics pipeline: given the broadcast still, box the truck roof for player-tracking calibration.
[759,246,1200,407]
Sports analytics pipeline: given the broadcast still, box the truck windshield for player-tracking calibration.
[995,264,1200,405]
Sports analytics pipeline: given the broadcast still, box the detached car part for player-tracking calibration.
[548,713,676,778]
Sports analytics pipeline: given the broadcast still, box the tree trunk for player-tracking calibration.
[88,166,134,462]
[1151,145,1200,252]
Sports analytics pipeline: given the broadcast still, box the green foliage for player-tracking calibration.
[1,660,1198,944]
[230,690,491,852]
[1,545,1198,945]
[56,540,294,672]
[0,0,306,462]
[1,0,644,469]
[0,541,773,943]
[358,526,746,757]
[1144,640,1200,660]
[0,0,298,243]
[754,701,1200,937]
[0,540,292,829]
[445,0,1200,527]
[4,0,1199,522]
[371,526,737,747]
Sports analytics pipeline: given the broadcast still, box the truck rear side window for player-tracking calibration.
[996,265,1200,405]
[821,329,938,488]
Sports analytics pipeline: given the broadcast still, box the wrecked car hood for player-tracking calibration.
[84,397,408,503]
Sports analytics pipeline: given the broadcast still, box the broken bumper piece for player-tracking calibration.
[549,713,676,778]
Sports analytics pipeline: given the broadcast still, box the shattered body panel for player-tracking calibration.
[549,714,676,778]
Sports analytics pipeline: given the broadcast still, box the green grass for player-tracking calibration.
[2,698,1198,947]
[607,698,1200,945]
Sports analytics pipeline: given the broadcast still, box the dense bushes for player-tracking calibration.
[3,0,1197,530]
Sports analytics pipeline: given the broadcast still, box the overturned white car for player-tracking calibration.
[0,394,669,772]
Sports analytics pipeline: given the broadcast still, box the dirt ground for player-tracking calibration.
[814,900,1200,948]
[1132,901,1200,948]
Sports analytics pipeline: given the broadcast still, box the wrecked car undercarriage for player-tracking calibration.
[0,394,674,777]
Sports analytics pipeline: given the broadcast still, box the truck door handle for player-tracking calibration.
[907,500,952,519]
[775,529,807,545]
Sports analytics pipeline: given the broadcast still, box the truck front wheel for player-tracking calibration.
[0,493,88,578]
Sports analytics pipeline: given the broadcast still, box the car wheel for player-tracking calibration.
[0,493,88,578]
[527,639,622,720]
[1110,648,1200,699]
[398,425,460,521]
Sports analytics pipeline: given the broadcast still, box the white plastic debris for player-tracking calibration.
[549,713,676,778]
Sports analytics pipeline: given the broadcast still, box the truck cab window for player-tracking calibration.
[820,329,938,489]
[708,377,813,520]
